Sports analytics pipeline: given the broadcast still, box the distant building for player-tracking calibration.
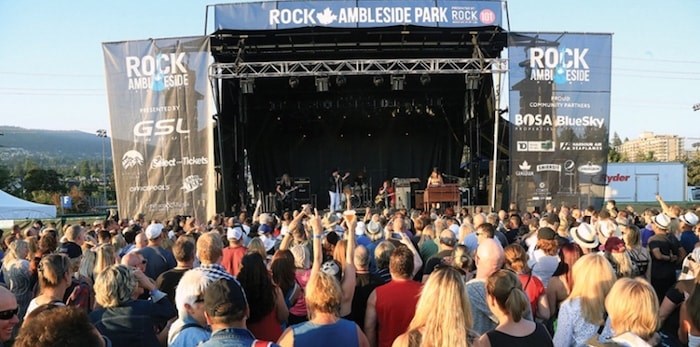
[618,132,684,162]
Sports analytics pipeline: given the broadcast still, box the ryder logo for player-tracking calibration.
[125,53,189,91]
[529,47,590,84]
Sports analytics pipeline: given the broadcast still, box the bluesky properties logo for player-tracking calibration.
[529,46,590,84]
[125,53,189,91]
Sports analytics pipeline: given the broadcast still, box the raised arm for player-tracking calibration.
[280,210,306,250]
[252,199,262,224]
[399,232,423,278]
[310,209,323,276]
[656,194,671,215]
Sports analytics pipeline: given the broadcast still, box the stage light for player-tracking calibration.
[373,76,384,87]
[240,78,254,94]
[420,74,431,86]
[466,74,480,91]
[288,76,300,88]
[315,76,329,92]
[391,75,405,91]
[335,75,347,87]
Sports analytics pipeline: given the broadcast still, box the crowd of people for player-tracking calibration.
[0,195,699,347]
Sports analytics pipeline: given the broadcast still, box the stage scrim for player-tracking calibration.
[508,33,612,209]
[103,37,215,220]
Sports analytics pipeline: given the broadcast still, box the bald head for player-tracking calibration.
[121,252,143,268]
[473,213,485,228]
[135,233,148,249]
[354,245,369,270]
[476,238,504,279]
[438,229,457,249]
[0,286,18,342]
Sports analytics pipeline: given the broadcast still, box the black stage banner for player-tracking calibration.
[103,37,214,221]
[508,32,612,209]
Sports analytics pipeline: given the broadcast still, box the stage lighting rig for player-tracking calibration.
[288,76,300,88]
[420,74,431,86]
[391,75,405,91]
[373,76,384,87]
[240,78,255,94]
[335,75,347,87]
[315,76,329,92]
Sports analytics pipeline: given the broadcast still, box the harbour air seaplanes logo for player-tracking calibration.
[125,53,190,91]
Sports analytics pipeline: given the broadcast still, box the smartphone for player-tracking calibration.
[391,232,402,239]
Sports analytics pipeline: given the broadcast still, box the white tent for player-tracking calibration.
[0,190,57,220]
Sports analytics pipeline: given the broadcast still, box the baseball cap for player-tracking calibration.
[355,221,366,236]
[537,227,557,241]
[227,226,243,240]
[604,236,626,253]
[653,213,671,230]
[58,242,82,259]
[258,224,272,235]
[681,212,699,227]
[145,223,164,240]
[204,278,248,319]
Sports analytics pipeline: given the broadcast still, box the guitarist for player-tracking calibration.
[276,173,297,215]
[374,180,395,209]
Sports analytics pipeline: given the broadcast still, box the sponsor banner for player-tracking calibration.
[214,0,502,30]
[103,37,215,221]
[508,33,612,208]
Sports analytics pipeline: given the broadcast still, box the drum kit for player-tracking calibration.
[341,183,372,208]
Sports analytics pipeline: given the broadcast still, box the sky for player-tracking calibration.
[0,0,698,143]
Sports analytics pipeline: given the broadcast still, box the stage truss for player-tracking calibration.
[209,57,508,79]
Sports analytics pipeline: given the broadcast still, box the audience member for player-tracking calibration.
[475,269,553,347]
[467,238,505,335]
[15,306,106,347]
[156,236,195,302]
[137,223,176,280]
[221,225,247,277]
[168,269,215,347]
[603,278,659,346]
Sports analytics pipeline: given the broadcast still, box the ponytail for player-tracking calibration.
[486,269,529,321]
[38,254,70,289]
[504,287,529,322]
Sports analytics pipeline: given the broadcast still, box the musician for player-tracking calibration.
[328,169,350,212]
[276,173,296,215]
[375,180,395,209]
[427,167,444,188]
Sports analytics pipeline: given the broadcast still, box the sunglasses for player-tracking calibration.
[0,307,18,320]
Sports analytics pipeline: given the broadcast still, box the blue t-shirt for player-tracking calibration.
[680,230,699,255]
[291,318,358,347]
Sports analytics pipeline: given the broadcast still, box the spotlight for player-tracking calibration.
[420,74,431,86]
[335,75,347,87]
[315,76,329,92]
[288,76,300,88]
[240,78,254,94]
[391,75,405,91]
[373,76,384,87]
[466,74,480,91]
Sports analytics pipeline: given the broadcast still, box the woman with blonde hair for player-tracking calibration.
[552,253,616,347]
[603,237,636,279]
[93,245,118,275]
[623,225,651,280]
[25,254,72,318]
[393,266,475,347]
[603,278,659,346]
[277,212,368,347]
[475,270,553,347]
[2,239,32,320]
[417,224,438,263]
[452,245,474,280]
[78,248,97,282]
[247,237,268,264]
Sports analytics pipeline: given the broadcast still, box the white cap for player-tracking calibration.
[145,223,164,240]
[355,221,366,236]
[653,213,672,230]
[227,226,243,240]
[681,212,699,227]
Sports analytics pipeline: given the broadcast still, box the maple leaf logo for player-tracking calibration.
[316,8,337,25]
[519,161,531,171]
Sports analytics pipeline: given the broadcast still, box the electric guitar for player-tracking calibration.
[277,186,299,201]
[374,191,396,205]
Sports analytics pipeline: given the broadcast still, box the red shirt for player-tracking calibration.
[375,279,422,347]
[248,308,282,342]
[221,245,247,277]
[518,272,545,316]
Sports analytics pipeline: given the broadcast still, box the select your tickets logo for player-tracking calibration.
[125,53,190,91]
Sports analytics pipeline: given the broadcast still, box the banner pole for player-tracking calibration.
[490,69,501,212]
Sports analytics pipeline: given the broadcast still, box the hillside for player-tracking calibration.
[0,126,112,159]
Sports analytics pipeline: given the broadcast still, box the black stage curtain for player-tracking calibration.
[221,74,494,210]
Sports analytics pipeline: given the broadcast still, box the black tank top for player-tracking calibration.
[486,323,553,347]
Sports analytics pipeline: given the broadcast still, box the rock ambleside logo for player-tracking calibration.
[125,53,189,91]
[268,6,497,26]
[529,46,590,84]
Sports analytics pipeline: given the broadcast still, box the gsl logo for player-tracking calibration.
[133,119,190,137]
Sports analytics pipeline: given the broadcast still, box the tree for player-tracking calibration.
[611,132,622,147]
[635,150,655,162]
[0,165,12,190]
[688,157,700,186]
[608,147,624,163]
[23,168,64,200]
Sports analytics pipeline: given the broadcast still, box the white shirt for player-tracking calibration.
[553,297,613,347]
[528,249,560,287]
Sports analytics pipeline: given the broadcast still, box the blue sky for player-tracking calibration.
[1,0,698,142]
